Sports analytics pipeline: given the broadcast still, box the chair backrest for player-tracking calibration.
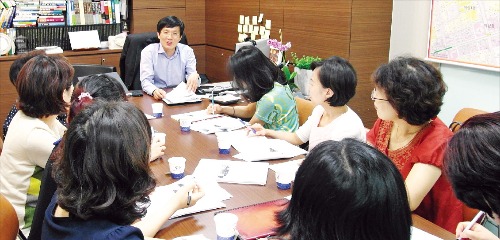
[0,193,20,240]
[71,64,117,86]
[449,108,488,133]
[294,97,315,126]
[449,107,488,221]
[119,32,188,90]
[28,158,57,240]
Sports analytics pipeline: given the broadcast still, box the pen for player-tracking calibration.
[211,88,215,114]
[238,118,256,134]
[458,211,485,240]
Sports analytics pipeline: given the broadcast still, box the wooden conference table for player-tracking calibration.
[129,94,455,240]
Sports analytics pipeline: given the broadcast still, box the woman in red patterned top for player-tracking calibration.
[366,56,462,233]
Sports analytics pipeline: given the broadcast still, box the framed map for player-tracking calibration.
[427,0,499,71]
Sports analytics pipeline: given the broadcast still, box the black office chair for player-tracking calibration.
[72,64,116,85]
[119,32,188,90]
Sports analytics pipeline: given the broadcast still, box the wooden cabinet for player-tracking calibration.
[0,49,122,133]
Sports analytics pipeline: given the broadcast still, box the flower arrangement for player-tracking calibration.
[267,39,291,52]
[291,52,322,70]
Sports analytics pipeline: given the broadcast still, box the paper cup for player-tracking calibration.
[275,168,293,190]
[167,157,186,179]
[153,132,166,145]
[214,213,238,240]
[217,138,231,154]
[152,103,163,118]
[180,118,191,132]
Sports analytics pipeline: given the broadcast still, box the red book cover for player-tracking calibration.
[215,199,289,240]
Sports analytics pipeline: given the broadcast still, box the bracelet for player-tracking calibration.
[187,192,192,206]
[232,107,235,115]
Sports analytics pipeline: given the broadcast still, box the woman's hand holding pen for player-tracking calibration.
[456,221,499,240]
[173,178,205,210]
[206,103,222,114]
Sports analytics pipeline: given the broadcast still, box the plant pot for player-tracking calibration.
[294,67,312,97]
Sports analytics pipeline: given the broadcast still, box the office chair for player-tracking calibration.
[294,97,314,126]
[119,32,188,90]
[72,64,117,86]
[1,193,25,240]
[448,107,488,221]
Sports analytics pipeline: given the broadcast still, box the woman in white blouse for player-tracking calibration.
[251,56,366,151]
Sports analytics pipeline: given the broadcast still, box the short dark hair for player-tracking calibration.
[229,45,286,102]
[54,101,155,225]
[16,55,74,118]
[311,56,357,106]
[444,112,500,218]
[69,74,128,122]
[157,16,184,36]
[277,139,412,240]
[9,50,46,85]
[372,56,447,125]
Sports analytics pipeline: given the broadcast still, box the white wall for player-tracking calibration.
[389,0,500,125]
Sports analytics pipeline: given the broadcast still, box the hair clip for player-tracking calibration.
[78,92,93,101]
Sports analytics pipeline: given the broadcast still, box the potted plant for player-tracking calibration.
[291,52,322,97]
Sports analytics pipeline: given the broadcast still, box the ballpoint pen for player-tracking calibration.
[238,118,256,134]
[458,211,485,240]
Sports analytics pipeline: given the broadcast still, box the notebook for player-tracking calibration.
[163,82,202,105]
[215,199,289,240]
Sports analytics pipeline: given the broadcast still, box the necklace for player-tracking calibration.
[389,121,429,150]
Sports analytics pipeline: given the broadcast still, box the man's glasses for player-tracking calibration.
[371,89,389,101]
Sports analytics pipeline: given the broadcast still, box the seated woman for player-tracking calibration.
[444,112,500,240]
[43,101,204,239]
[66,74,165,160]
[3,50,67,140]
[206,45,299,132]
[0,55,74,231]
[275,139,412,240]
[251,56,366,150]
[366,56,462,232]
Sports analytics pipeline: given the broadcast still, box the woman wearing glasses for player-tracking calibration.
[366,56,462,233]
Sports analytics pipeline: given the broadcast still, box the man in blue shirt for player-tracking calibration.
[140,16,200,100]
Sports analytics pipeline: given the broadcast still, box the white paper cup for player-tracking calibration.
[153,132,166,145]
[180,118,191,132]
[167,157,186,179]
[275,168,293,190]
[152,103,163,118]
[214,213,238,240]
[217,138,231,154]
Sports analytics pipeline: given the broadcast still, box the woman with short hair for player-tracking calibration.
[367,56,462,232]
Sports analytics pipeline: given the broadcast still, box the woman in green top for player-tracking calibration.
[207,45,299,132]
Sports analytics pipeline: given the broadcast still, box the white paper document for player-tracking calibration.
[192,159,269,185]
[410,226,442,240]
[190,116,245,134]
[171,110,222,122]
[163,82,202,105]
[144,176,231,227]
[68,30,101,50]
[228,130,307,161]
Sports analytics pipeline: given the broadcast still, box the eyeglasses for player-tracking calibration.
[371,89,389,101]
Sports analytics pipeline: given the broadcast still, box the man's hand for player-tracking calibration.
[152,89,167,100]
[186,73,200,92]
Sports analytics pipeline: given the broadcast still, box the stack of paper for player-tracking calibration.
[163,82,201,105]
[193,159,269,185]
[226,130,307,161]
[171,110,221,122]
[269,159,303,181]
[144,176,232,226]
[190,116,245,134]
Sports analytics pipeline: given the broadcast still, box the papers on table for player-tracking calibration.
[144,176,231,227]
[171,110,222,122]
[190,116,245,134]
[193,159,269,185]
[224,130,307,161]
[163,82,202,105]
[268,158,303,182]
[411,226,442,240]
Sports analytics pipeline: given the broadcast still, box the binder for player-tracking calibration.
[215,199,289,240]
